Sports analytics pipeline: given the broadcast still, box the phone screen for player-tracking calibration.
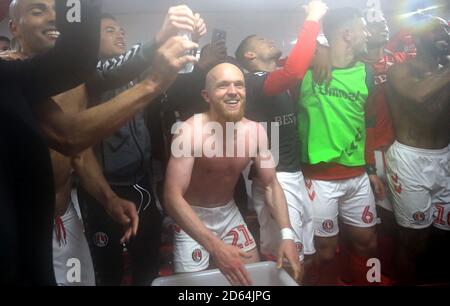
[212,29,227,44]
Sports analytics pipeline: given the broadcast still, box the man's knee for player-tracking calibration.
[315,237,338,263]
[351,227,378,256]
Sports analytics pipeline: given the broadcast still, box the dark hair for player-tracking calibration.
[235,35,257,67]
[0,36,10,43]
[101,13,116,21]
[323,7,363,42]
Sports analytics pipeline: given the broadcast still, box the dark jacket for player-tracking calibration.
[87,42,157,186]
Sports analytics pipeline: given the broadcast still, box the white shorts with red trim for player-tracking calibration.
[173,200,256,273]
[386,141,450,230]
[53,189,95,286]
[252,171,315,262]
[304,174,377,237]
[374,149,394,212]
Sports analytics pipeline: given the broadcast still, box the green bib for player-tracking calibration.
[298,62,370,166]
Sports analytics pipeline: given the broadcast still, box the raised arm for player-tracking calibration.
[36,36,198,157]
[87,5,206,94]
[387,62,450,106]
[0,0,102,101]
[87,42,157,94]
[263,0,328,96]
[252,123,301,280]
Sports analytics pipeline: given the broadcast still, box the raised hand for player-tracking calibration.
[145,36,199,91]
[156,5,196,45]
[197,40,227,71]
[192,13,207,43]
[304,0,329,22]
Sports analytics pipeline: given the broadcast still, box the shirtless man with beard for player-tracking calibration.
[164,63,301,286]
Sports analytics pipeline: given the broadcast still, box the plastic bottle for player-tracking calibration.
[178,30,195,74]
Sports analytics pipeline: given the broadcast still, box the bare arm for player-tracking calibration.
[36,36,198,157]
[88,5,206,94]
[254,164,291,230]
[253,124,291,229]
[253,124,301,280]
[263,0,328,96]
[36,81,159,157]
[72,149,138,243]
[387,62,450,105]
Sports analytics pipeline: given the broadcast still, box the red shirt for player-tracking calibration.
[263,20,321,96]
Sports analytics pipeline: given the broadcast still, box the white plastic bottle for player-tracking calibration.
[178,30,195,74]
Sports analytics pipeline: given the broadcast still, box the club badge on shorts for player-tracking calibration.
[192,249,203,263]
[322,220,334,233]
[296,242,304,254]
[93,232,109,248]
[173,224,182,234]
[413,212,426,223]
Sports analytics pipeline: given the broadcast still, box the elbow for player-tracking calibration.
[163,188,176,216]
[64,140,85,158]
[50,132,86,158]
[54,139,83,158]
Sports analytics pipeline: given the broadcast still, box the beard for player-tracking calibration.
[213,99,246,123]
[265,48,282,63]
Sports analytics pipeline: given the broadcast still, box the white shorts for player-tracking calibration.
[374,149,394,212]
[305,174,377,237]
[386,141,450,230]
[173,200,257,273]
[53,189,95,286]
[252,171,315,262]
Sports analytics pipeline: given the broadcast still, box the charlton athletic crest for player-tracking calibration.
[93,232,109,248]
[322,220,334,233]
[413,212,426,223]
[296,242,304,254]
[192,249,203,263]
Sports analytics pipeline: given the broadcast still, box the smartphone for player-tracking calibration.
[212,29,227,44]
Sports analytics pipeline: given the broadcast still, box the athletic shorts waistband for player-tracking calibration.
[191,199,236,213]
[393,141,450,156]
